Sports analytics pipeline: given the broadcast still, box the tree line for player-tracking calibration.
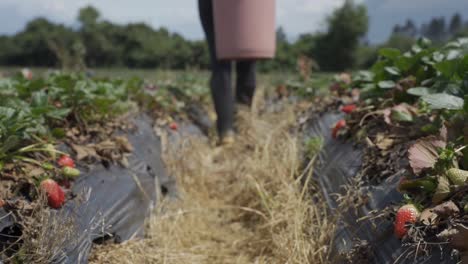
[0,1,466,72]
[392,13,468,42]
[0,2,369,72]
[0,6,210,70]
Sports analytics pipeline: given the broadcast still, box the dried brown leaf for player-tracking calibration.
[71,144,98,161]
[351,88,360,102]
[375,133,395,150]
[437,228,459,239]
[339,73,352,85]
[383,108,392,125]
[450,224,468,252]
[27,167,45,177]
[114,136,134,153]
[408,136,446,175]
[431,201,459,218]
[420,209,438,225]
[95,140,116,151]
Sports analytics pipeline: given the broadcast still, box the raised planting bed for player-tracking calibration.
[297,38,468,263]
[0,72,191,263]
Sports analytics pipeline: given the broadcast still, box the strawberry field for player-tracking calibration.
[0,38,467,264]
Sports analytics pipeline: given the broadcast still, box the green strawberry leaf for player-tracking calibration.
[421,93,464,110]
[407,87,433,97]
[391,110,413,122]
[379,48,401,60]
[0,136,20,153]
[31,90,48,107]
[434,60,458,78]
[385,67,401,76]
[464,95,468,114]
[378,80,396,89]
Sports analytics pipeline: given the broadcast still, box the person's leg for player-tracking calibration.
[198,0,234,138]
[211,62,234,137]
[236,60,257,106]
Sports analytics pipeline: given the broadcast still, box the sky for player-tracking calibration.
[0,0,467,44]
[365,0,468,42]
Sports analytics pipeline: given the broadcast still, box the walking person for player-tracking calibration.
[198,0,257,145]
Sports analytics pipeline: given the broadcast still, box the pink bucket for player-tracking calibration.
[213,0,276,60]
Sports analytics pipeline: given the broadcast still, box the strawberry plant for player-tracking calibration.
[354,38,468,102]
[327,38,468,258]
[352,38,468,171]
[0,72,140,166]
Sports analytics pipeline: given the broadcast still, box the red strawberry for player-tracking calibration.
[332,119,346,139]
[40,179,65,209]
[394,204,420,239]
[169,122,178,131]
[58,155,75,168]
[341,104,357,114]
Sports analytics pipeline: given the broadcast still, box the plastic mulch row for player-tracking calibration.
[305,112,458,264]
[0,114,175,264]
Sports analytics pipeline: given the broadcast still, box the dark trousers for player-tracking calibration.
[198,0,256,136]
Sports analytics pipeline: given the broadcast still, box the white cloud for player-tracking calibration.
[277,0,366,38]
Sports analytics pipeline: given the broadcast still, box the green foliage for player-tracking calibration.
[78,5,100,26]
[261,0,370,72]
[355,38,468,107]
[258,40,297,72]
[305,137,324,159]
[0,7,209,70]
[0,18,80,67]
[355,37,468,170]
[45,73,135,121]
[385,34,417,52]
[285,74,333,99]
[313,0,369,71]
[0,3,368,74]
[0,72,142,162]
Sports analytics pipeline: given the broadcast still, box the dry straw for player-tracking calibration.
[91,100,336,264]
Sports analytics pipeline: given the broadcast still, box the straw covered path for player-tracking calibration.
[90,98,334,264]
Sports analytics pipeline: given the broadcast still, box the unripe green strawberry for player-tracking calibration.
[42,162,54,170]
[447,168,468,185]
[394,204,420,239]
[62,167,80,178]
